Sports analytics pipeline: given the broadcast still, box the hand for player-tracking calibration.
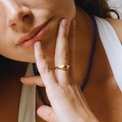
[21,19,99,122]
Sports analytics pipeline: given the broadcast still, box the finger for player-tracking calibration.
[20,75,45,86]
[54,19,70,86]
[68,19,76,84]
[37,106,58,122]
[34,42,58,90]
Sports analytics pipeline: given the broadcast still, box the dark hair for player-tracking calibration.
[75,0,120,19]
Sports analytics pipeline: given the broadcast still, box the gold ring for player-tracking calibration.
[54,64,70,71]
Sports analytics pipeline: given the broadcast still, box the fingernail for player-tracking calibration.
[20,77,25,82]
[71,20,76,29]
[61,19,68,26]
[35,42,41,50]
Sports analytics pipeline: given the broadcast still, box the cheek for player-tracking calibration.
[52,0,76,18]
[0,32,8,57]
[35,0,76,19]
[0,19,6,37]
[0,13,8,51]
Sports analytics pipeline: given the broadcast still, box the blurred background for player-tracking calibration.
[108,0,122,18]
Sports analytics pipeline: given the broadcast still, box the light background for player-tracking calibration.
[108,0,122,18]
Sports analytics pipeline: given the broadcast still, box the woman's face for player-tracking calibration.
[0,0,76,62]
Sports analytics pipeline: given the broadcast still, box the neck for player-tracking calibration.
[47,7,96,87]
[73,6,95,86]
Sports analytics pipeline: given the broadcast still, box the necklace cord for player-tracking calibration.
[81,14,98,91]
[32,14,98,105]
[32,63,50,106]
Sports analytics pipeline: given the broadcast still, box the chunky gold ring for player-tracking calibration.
[54,64,70,71]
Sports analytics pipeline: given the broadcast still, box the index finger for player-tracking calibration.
[34,42,58,90]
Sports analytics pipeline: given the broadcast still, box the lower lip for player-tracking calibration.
[21,23,49,48]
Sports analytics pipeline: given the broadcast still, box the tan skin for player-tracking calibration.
[0,5,122,122]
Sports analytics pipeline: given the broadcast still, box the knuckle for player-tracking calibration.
[62,50,69,59]
[41,65,50,74]
[55,50,68,59]
[39,54,45,59]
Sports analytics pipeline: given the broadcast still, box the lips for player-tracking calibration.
[16,20,49,48]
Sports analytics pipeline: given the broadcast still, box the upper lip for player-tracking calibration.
[16,21,49,45]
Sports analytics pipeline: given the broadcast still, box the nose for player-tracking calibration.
[5,1,32,27]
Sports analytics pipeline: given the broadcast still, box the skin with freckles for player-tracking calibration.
[1,0,122,122]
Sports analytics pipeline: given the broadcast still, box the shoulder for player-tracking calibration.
[105,18,122,44]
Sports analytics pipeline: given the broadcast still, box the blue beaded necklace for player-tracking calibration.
[32,14,98,106]
[81,14,98,91]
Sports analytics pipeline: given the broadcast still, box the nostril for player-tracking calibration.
[11,23,16,26]
[22,14,29,21]
[7,5,33,27]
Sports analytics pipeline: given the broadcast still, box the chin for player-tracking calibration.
[4,54,36,63]
[14,53,54,63]
[20,56,36,63]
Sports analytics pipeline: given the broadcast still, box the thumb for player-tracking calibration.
[20,75,45,86]
[37,105,58,122]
